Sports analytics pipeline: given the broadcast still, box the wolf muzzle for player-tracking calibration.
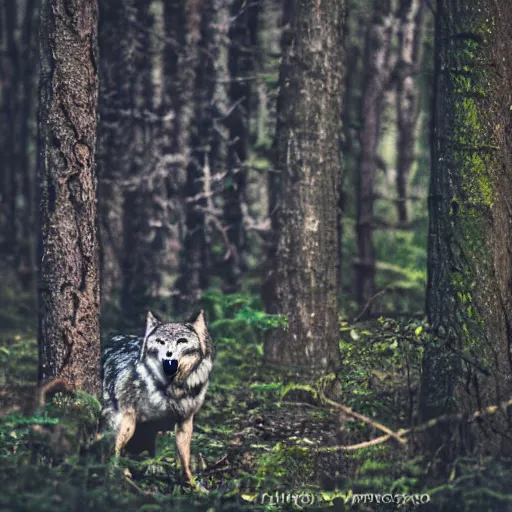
[162,359,179,379]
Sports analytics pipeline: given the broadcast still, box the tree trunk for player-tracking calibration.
[175,0,211,313]
[97,0,133,305]
[421,0,512,459]
[263,0,344,378]
[118,1,163,326]
[1,1,20,266]
[38,0,101,395]
[221,0,259,291]
[355,0,394,311]
[395,0,424,224]
[19,0,38,292]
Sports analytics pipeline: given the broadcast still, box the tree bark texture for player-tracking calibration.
[395,0,424,223]
[421,0,512,457]
[38,0,101,395]
[355,0,394,311]
[264,0,344,377]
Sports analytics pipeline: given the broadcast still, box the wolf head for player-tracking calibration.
[140,310,211,384]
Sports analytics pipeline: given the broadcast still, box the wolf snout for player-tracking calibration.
[162,358,179,378]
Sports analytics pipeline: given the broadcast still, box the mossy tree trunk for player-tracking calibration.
[264,0,344,377]
[421,0,512,458]
[38,0,100,395]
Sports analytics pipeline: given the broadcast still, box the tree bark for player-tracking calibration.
[263,0,344,377]
[355,0,394,312]
[38,0,101,395]
[421,0,512,458]
[395,0,424,224]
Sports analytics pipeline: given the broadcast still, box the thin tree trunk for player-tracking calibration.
[38,0,101,395]
[120,1,161,325]
[19,0,38,292]
[2,1,20,265]
[221,0,259,291]
[175,0,213,313]
[421,0,512,459]
[264,0,344,378]
[355,0,394,312]
[261,0,292,314]
[395,0,424,224]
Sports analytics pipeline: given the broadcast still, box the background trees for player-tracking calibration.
[4,0,512,509]
[1,0,432,331]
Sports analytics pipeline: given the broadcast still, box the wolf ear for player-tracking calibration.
[190,310,208,355]
[146,311,159,334]
[140,311,159,360]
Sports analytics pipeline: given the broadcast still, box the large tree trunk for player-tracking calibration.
[263,0,344,378]
[355,0,394,311]
[395,0,424,224]
[38,0,101,395]
[421,0,512,459]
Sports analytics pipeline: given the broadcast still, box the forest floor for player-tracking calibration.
[0,307,510,511]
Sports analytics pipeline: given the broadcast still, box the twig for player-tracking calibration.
[319,391,407,445]
[317,434,392,452]
[314,391,512,453]
[353,288,390,322]
[209,454,228,468]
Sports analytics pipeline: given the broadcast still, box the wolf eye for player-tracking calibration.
[155,338,165,345]
[176,338,188,344]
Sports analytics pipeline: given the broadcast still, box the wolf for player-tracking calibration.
[101,310,214,485]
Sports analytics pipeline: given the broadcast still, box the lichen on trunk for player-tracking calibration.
[422,0,512,457]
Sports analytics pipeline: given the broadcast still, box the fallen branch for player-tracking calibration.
[319,391,407,445]
[316,386,512,453]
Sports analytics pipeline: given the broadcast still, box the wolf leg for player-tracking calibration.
[114,408,137,456]
[175,415,194,482]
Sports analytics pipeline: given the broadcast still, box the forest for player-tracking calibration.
[1,0,512,510]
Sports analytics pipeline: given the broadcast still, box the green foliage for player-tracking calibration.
[200,291,286,340]
[1,305,512,511]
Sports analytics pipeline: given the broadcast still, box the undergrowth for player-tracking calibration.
[0,292,511,511]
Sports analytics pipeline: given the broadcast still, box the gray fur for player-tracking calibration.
[101,311,215,449]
